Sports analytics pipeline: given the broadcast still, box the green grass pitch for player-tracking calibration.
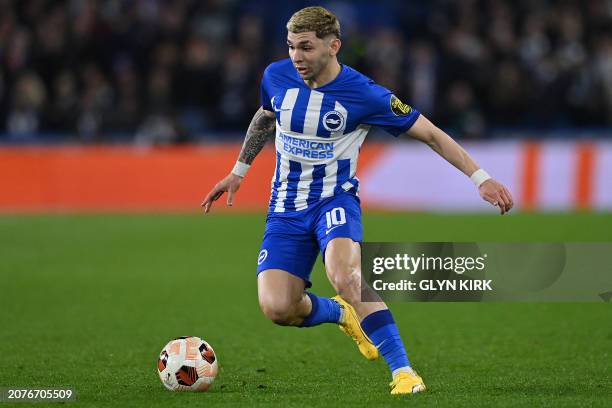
[0,213,611,407]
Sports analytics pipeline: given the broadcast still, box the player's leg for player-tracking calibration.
[257,268,342,327]
[314,195,378,360]
[256,213,342,328]
[325,238,426,394]
[324,237,386,317]
[257,269,310,326]
[316,194,425,393]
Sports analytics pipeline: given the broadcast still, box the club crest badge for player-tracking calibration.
[322,110,346,132]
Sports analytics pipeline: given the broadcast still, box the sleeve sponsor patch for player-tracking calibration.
[390,94,413,116]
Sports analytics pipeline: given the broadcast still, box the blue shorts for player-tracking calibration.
[256,193,363,288]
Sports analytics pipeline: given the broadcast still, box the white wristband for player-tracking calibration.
[231,161,250,177]
[470,169,491,187]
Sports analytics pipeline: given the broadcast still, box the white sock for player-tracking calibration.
[338,303,346,323]
[392,366,414,380]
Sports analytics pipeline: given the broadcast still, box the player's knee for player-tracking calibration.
[259,297,297,326]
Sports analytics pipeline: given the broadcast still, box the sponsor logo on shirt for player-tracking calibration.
[281,133,334,159]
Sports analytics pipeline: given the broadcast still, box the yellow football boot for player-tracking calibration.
[332,296,379,361]
[389,370,427,395]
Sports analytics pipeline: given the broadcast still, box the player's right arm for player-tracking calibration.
[201,107,275,213]
[404,115,514,214]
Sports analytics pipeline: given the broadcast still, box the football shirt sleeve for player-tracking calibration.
[260,67,273,112]
[362,83,420,137]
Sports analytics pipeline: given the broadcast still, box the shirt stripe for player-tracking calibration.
[307,164,326,205]
[283,160,302,211]
[273,154,291,213]
[335,159,351,194]
[294,162,314,211]
[302,91,324,135]
[321,161,338,198]
[280,88,299,130]
[269,151,282,208]
[290,89,311,133]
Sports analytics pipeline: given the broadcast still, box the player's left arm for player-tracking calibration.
[402,115,514,215]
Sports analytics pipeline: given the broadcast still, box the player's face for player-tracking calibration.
[287,31,338,81]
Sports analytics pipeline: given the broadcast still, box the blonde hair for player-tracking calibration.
[286,6,341,39]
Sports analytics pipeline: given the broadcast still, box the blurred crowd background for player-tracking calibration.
[0,0,611,143]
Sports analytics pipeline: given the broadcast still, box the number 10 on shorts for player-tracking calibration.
[326,207,346,230]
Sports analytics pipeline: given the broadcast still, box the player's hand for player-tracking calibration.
[201,173,243,214]
[479,179,513,215]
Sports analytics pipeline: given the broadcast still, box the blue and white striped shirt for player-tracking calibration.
[261,59,420,213]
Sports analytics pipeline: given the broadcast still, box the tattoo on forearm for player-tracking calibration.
[238,108,276,165]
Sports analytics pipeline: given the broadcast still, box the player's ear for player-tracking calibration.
[329,37,341,56]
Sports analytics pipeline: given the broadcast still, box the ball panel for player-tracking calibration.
[168,340,182,357]
[157,350,168,372]
[199,341,216,364]
[196,359,218,378]
[176,365,198,386]
[185,337,201,360]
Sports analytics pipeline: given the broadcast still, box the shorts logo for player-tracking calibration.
[390,95,413,116]
[325,225,342,235]
[257,249,268,265]
[322,110,346,132]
